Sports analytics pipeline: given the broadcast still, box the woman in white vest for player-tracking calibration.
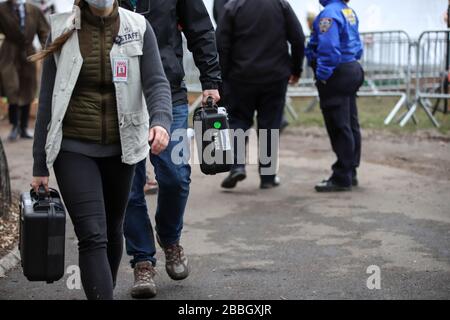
[29,0,172,299]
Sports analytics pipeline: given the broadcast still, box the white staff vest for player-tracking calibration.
[45,5,149,169]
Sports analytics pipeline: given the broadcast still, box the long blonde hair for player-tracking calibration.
[28,0,81,62]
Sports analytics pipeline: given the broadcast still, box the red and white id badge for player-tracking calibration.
[113,57,129,82]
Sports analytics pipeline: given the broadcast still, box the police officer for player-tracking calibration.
[306,0,364,192]
[217,0,305,189]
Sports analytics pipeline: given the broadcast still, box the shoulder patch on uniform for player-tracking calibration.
[319,18,333,33]
[342,8,357,25]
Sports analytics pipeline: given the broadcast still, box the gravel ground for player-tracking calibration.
[0,199,19,258]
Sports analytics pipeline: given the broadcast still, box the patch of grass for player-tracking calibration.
[288,97,450,135]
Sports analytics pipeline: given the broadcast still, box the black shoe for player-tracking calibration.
[7,126,20,141]
[352,177,358,187]
[280,119,289,133]
[20,129,33,139]
[315,179,351,192]
[221,169,246,189]
[260,176,281,189]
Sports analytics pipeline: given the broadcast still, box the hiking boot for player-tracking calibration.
[157,236,189,280]
[130,261,157,299]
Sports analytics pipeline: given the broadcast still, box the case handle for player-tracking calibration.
[37,185,49,201]
[206,96,214,107]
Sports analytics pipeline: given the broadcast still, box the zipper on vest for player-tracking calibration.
[100,18,107,145]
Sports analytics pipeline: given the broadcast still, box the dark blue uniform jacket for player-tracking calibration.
[306,0,363,81]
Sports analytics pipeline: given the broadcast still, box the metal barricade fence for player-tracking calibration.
[361,30,415,125]
[288,31,413,126]
[183,30,448,127]
[400,30,450,128]
[360,31,411,94]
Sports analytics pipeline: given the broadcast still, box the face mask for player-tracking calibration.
[85,0,115,9]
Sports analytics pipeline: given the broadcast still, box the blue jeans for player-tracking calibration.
[123,104,191,267]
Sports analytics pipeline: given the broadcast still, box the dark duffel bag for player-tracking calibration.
[19,186,66,283]
[193,97,233,175]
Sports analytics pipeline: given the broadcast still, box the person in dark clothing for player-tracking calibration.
[306,0,364,192]
[0,0,49,141]
[213,0,229,24]
[212,0,229,108]
[217,0,305,190]
[119,0,221,299]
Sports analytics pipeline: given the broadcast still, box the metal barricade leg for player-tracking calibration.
[400,99,440,128]
[304,96,319,112]
[399,101,418,127]
[384,93,407,125]
[285,96,299,121]
[419,99,441,127]
[397,104,418,125]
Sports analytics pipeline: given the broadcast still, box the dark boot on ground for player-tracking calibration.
[260,175,281,189]
[315,179,352,192]
[280,118,289,133]
[20,105,32,139]
[7,126,20,141]
[20,128,34,139]
[221,168,246,189]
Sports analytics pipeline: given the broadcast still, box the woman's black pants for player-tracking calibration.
[54,151,135,300]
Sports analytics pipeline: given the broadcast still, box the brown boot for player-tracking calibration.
[130,261,157,299]
[157,235,189,280]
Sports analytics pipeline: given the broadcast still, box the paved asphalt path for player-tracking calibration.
[0,126,449,300]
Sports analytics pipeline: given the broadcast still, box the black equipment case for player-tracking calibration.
[193,97,233,175]
[19,187,66,283]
